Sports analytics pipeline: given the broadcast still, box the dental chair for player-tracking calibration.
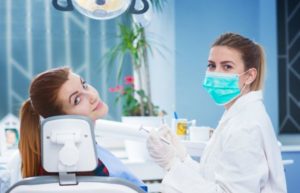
[6,115,146,193]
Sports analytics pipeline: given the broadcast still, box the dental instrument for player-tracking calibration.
[139,127,170,145]
[95,119,170,144]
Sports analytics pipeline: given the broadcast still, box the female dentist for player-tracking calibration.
[147,33,287,193]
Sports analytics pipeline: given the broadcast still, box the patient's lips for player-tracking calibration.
[93,101,103,111]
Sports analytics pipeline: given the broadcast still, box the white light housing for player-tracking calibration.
[72,0,131,20]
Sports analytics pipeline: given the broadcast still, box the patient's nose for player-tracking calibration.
[88,91,97,104]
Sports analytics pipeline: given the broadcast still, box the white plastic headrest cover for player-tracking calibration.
[41,115,98,173]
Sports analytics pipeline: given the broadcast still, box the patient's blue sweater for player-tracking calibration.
[96,144,147,192]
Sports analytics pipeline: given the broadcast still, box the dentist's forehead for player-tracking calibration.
[208,46,244,67]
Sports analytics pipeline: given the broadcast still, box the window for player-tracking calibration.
[277,0,300,134]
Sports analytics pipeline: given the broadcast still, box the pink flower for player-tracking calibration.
[124,76,134,85]
[109,87,116,92]
[109,85,124,93]
[116,85,124,93]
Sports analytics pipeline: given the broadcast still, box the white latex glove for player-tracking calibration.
[147,125,187,170]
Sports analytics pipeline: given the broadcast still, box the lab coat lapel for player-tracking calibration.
[219,90,263,125]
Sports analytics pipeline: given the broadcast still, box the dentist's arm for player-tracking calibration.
[147,125,270,193]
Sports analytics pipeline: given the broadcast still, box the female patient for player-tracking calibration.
[19,67,147,191]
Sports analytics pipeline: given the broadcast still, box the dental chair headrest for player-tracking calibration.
[41,115,98,173]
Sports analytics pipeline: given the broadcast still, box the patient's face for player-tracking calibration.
[57,72,108,121]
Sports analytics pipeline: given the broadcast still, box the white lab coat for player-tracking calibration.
[162,91,287,193]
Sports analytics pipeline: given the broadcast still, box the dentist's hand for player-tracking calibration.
[146,125,187,170]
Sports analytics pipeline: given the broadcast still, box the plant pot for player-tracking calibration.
[121,116,161,162]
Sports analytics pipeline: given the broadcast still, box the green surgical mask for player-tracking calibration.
[202,71,245,105]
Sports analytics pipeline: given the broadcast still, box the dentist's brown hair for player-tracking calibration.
[212,33,266,91]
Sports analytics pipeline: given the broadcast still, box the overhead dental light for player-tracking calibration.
[52,0,150,20]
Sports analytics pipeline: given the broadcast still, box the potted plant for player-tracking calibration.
[106,23,159,116]
[109,75,162,116]
[105,0,167,161]
[105,0,167,115]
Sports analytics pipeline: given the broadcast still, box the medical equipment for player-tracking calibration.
[95,119,170,144]
[41,115,97,173]
[139,127,170,145]
[6,115,146,193]
[52,0,150,20]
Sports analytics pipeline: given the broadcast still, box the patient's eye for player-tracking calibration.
[82,79,88,89]
[74,96,81,105]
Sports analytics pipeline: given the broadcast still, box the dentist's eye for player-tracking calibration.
[207,63,216,70]
[224,64,233,70]
[74,96,81,105]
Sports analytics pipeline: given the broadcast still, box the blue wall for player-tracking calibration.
[259,0,279,135]
[282,151,300,193]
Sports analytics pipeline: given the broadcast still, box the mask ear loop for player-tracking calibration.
[241,77,254,96]
[239,70,252,95]
[239,67,256,93]
[240,84,248,96]
[238,69,251,77]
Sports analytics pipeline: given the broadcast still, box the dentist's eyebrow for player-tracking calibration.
[69,91,79,104]
[220,60,236,65]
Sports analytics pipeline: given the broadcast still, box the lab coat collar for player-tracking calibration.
[219,90,263,125]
